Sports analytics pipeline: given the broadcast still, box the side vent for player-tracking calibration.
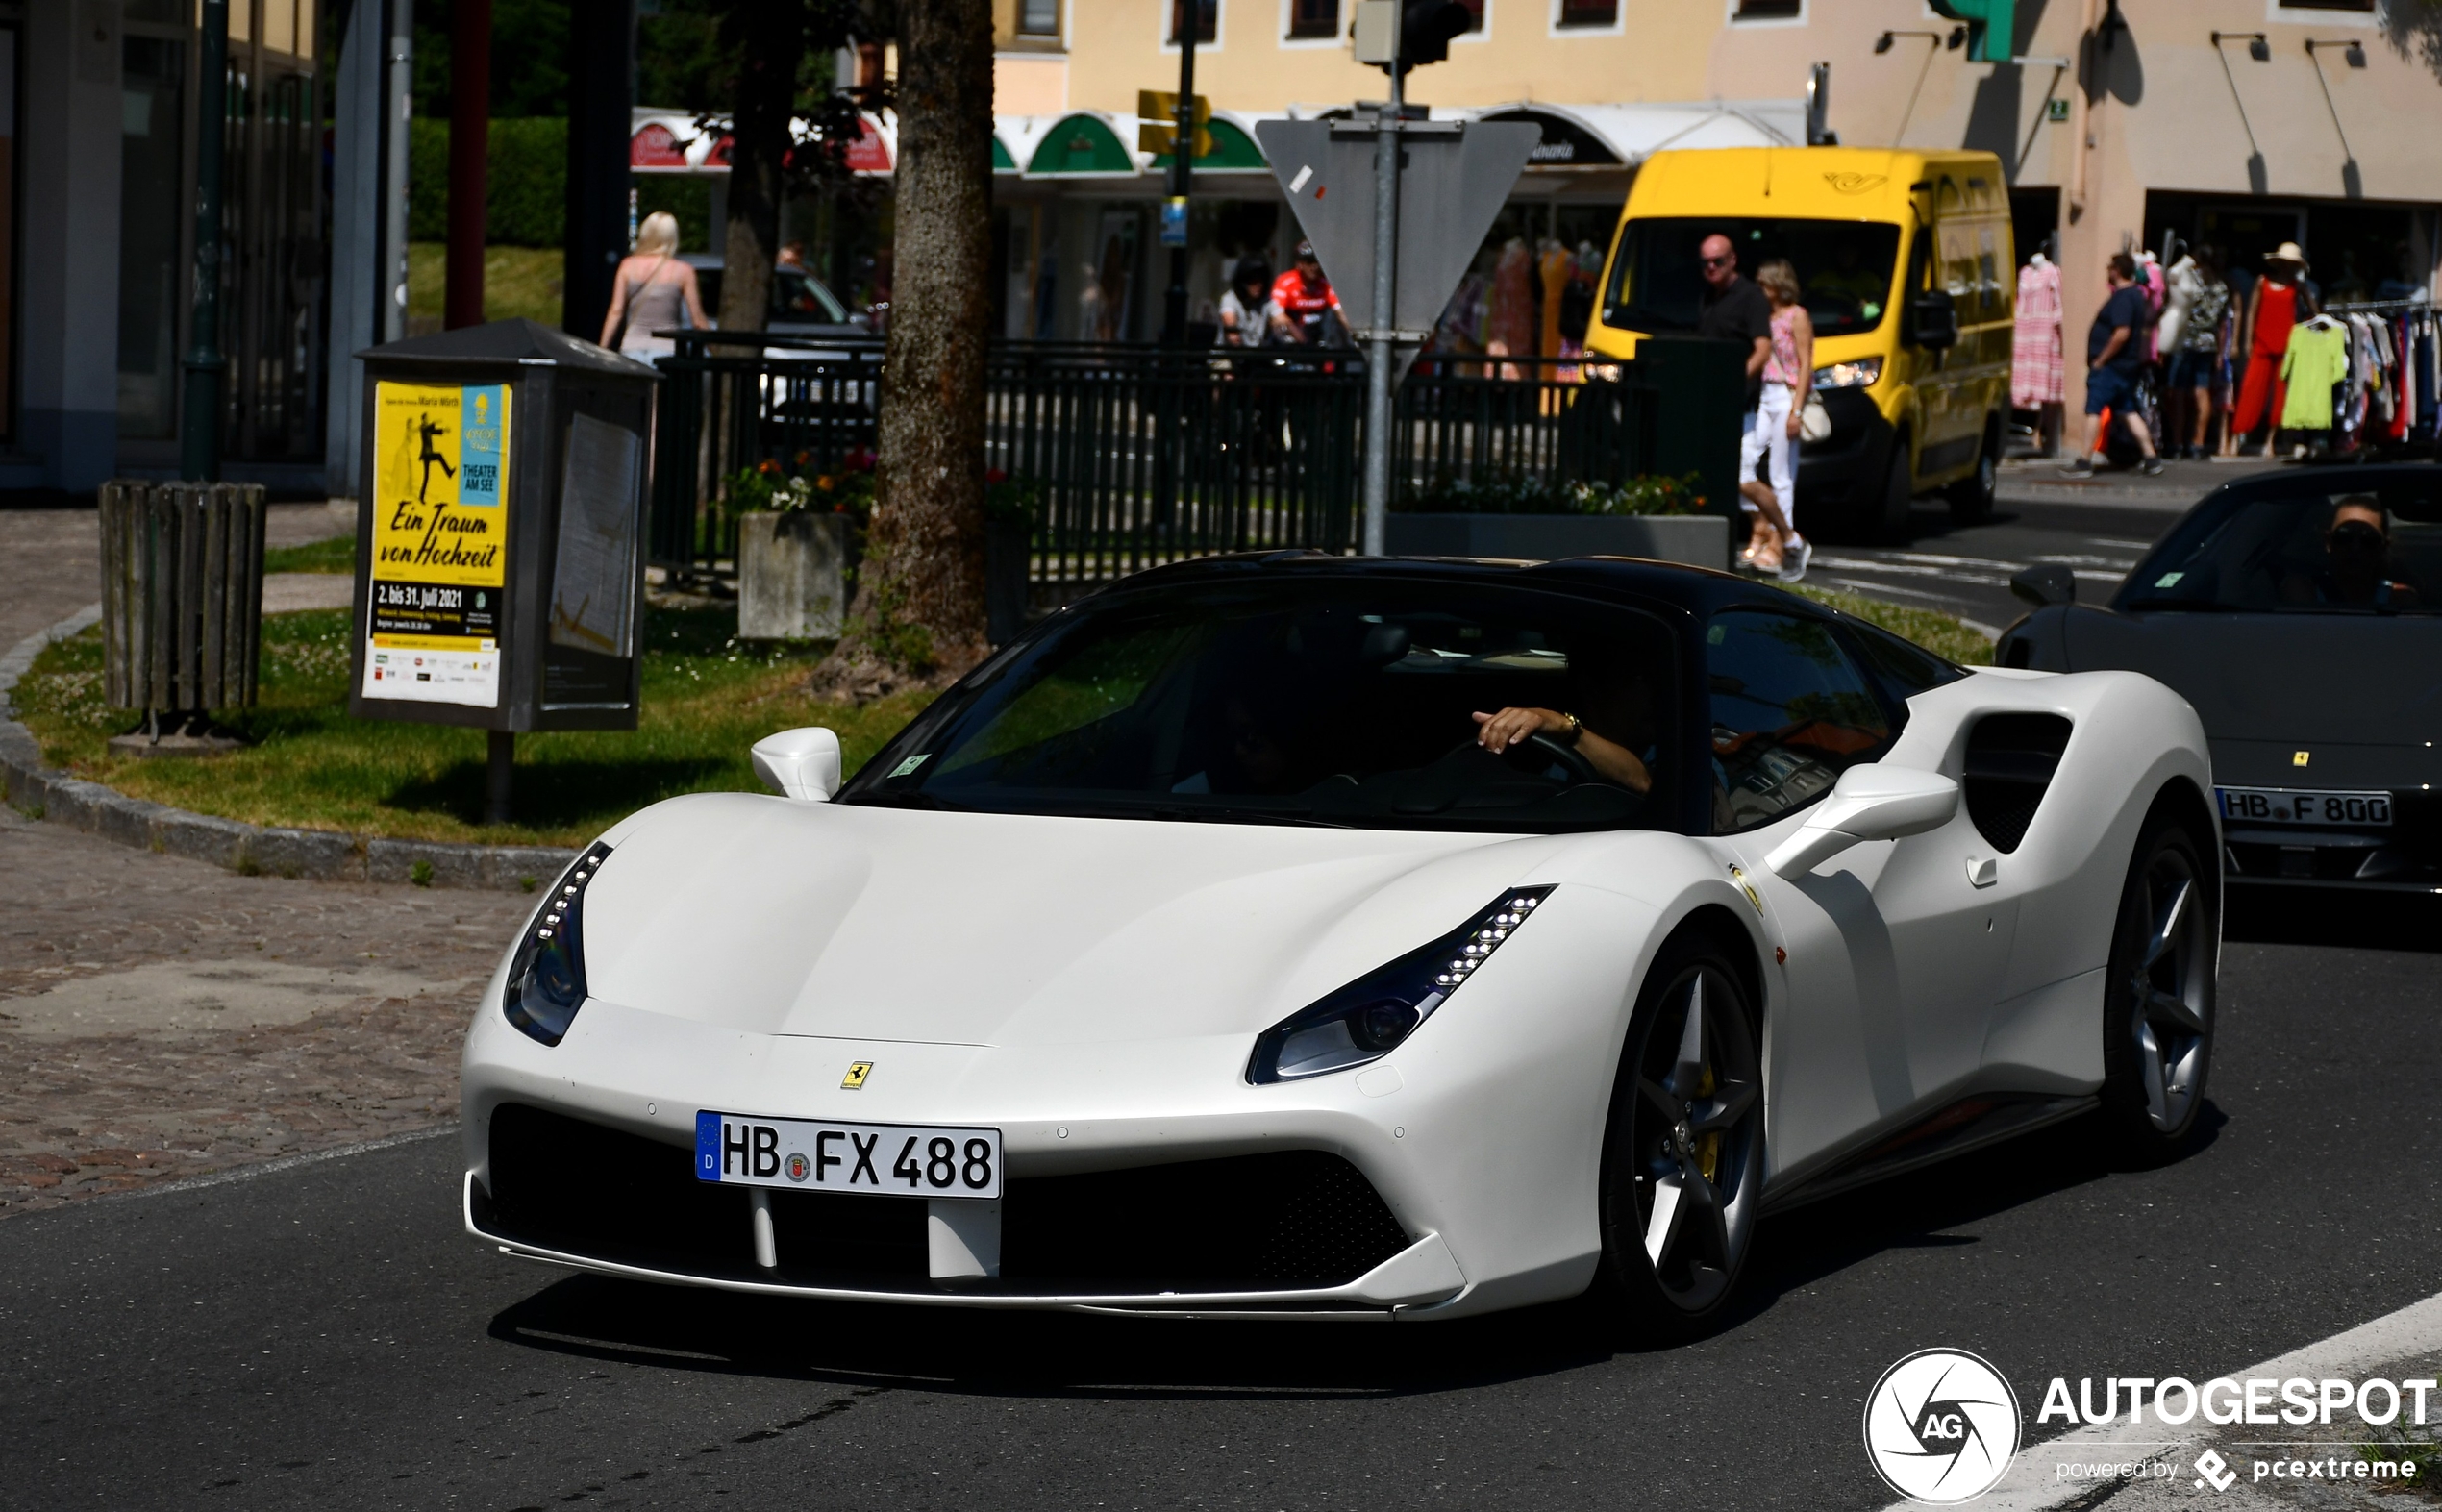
[1963,713,2071,853]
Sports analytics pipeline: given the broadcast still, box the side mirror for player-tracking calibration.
[752,727,843,802]
[2009,563,2077,607]
[1909,289,1958,350]
[1765,763,1960,878]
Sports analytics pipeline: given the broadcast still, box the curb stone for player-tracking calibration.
[1,606,576,892]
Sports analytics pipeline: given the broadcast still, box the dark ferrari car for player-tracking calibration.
[1997,464,2442,892]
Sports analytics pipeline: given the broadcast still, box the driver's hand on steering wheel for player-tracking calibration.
[1473,706,1568,755]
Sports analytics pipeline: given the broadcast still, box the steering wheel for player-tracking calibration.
[1450,731,1603,786]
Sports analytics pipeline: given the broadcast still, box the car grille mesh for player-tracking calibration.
[1963,713,2071,854]
[477,1103,1410,1295]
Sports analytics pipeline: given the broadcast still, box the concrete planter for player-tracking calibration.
[1384,512,1731,571]
[738,511,849,640]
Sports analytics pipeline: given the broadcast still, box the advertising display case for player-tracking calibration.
[348,320,660,736]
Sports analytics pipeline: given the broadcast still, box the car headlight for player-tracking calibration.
[503,841,613,1047]
[1247,886,1556,1084]
[1813,356,1881,390]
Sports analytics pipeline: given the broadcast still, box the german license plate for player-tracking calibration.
[2216,786,2393,829]
[694,1111,1001,1199]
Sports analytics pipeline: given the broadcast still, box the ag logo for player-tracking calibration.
[1863,1349,2022,1504]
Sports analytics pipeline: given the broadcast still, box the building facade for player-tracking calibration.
[5,0,326,501]
[994,0,2442,406]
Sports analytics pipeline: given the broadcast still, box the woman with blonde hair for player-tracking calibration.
[600,211,710,360]
[1740,257,1812,582]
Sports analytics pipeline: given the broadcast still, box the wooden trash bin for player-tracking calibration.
[97,480,268,750]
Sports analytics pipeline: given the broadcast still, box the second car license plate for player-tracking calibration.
[2216,786,2392,829]
[695,1111,1001,1199]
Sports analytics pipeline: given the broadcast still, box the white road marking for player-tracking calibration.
[1881,1288,2442,1511]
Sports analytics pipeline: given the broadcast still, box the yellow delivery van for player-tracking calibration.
[1585,146,2014,538]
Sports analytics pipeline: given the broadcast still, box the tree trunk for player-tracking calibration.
[717,3,805,334]
[811,0,995,701]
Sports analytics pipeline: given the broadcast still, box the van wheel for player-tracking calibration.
[1873,435,1915,542]
[1945,422,1997,524]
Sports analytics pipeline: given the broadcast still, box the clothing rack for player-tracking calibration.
[2324,296,2433,315]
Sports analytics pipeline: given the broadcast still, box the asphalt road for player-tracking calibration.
[3,891,2436,1512]
[1804,459,2282,637]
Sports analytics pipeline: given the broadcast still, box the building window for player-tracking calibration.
[1018,0,1060,35]
[1170,0,1218,43]
[1454,0,1485,32]
[1730,0,1802,19]
[2275,0,2374,9]
[1557,0,1615,24]
[1288,0,1338,38]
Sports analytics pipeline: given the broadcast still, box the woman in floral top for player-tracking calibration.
[2170,247,2232,459]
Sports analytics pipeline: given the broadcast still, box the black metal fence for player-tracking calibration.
[649,335,1732,593]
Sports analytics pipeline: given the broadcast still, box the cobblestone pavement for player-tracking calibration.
[0,806,534,1215]
[0,499,352,651]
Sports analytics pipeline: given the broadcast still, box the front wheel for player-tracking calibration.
[1598,937,1765,1340]
[2099,815,2216,1154]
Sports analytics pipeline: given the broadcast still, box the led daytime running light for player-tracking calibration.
[504,841,613,1047]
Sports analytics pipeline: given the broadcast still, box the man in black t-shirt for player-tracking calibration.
[2061,251,2162,477]
[1697,234,1778,541]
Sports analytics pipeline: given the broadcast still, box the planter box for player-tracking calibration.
[1384,512,1731,571]
[738,511,848,639]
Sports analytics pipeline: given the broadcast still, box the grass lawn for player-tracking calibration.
[12,607,928,849]
[262,535,357,575]
[405,242,565,330]
[1786,583,1995,667]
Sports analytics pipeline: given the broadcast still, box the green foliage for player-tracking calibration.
[409,118,568,247]
[13,607,931,847]
[406,243,565,328]
[410,859,435,887]
[635,175,715,255]
[1400,472,1709,516]
[262,536,357,575]
[412,0,572,118]
[727,449,877,516]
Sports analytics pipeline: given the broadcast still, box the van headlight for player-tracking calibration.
[504,842,612,1047]
[1247,887,1556,1084]
[1813,357,1882,390]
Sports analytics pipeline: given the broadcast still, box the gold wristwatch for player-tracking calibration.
[1561,712,1583,743]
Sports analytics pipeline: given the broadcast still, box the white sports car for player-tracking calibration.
[462,554,2219,1331]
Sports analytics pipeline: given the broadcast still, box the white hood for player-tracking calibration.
[579,794,1566,1047]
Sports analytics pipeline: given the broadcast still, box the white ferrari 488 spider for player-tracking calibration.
[462,553,2218,1331]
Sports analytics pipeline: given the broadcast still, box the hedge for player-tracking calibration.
[409,116,567,247]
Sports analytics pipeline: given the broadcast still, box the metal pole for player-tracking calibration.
[181,0,230,483]
[1163,5,1197,344]
[447,0,492,329]
[1361,69,1403,557]
[382,0,414,345]
[486,730,514,825]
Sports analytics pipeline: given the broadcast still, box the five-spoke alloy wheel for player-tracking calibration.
[1601,939,1764,1336]
[2102,816,2216,1151]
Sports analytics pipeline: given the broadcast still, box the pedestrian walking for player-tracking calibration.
[2060,252,2164,478]
[1739,258,1813,582]
[1697,231,1777,535]
[599,211,710,361]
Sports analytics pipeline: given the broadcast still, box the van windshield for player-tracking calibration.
[1604,217,1902,339]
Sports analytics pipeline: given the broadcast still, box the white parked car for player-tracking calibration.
[461,555,2218,1332]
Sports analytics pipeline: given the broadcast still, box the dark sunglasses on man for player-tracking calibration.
[2330,518,2387,555]
[1701,255,1733,271]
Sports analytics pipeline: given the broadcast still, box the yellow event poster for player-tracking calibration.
[361,382,510,707]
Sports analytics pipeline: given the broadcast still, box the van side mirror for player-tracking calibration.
[1766,763,1960,878]
[1908,290,1958,350]
[2009,563,2077,607]
[752,727,843,801]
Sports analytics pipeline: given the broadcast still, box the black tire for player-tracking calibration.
[1945,421,1998,524]
[1873,434,1916,542]
[2099,812,2216,1155]
[1597,933,1765,1341]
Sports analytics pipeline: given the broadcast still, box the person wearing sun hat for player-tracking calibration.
[2230,241,2317,454]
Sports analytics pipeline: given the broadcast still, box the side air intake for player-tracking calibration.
[1962,713,2071,853]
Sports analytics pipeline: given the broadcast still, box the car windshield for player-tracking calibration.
[2114,480,2440,614]
[839,579,1680,832]
[775,267,849,323]
[1604,216,1902,339]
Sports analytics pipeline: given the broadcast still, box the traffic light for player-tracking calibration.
[1397,0,1472,71]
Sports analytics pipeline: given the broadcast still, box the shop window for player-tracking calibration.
[0,26,13,441]
[117,34,187,442]
[1019,0,1061,35]
[1557,0,1616,24]
[1288,0,1338,38]
[2275,0,2374,10]
[1731,0,1803,19]
[1170,0,1218,43]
